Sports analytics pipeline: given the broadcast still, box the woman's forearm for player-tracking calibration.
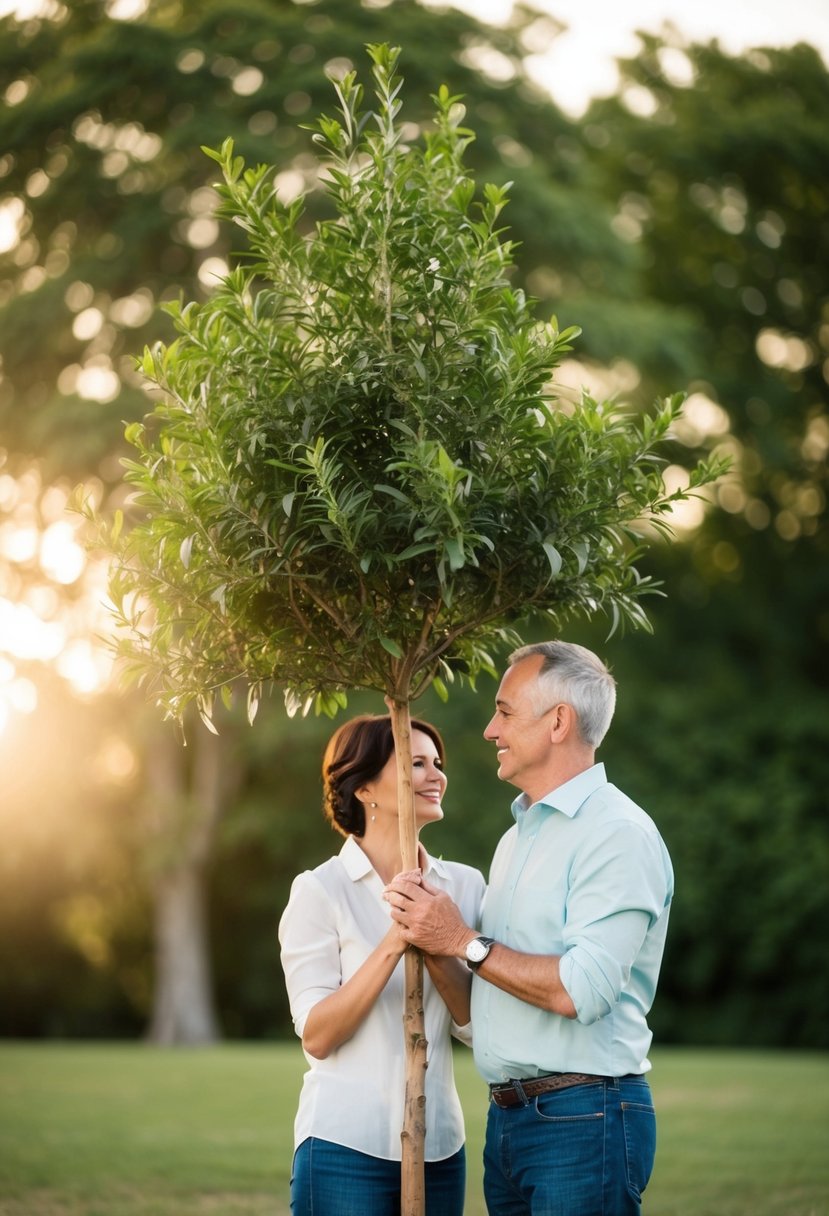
[424,954,472,1027]
[301,929,406,1059]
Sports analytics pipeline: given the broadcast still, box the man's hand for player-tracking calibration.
[383,871,474,957]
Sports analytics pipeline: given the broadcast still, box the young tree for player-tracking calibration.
[101,44,722,1213]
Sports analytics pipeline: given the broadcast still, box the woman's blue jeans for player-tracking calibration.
[483,1075,656,1215]
[290,1136,466,1216]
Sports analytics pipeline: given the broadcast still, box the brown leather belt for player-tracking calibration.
[489,1072,606,1108]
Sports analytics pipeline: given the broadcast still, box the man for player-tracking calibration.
[384,640,674,1215]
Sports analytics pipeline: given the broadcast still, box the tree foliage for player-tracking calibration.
[103,45,722,723]
[0,0,621,480]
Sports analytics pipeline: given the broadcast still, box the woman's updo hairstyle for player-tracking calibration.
[322,714,445,838]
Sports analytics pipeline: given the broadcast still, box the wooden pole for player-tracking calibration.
[388,694,427,1216]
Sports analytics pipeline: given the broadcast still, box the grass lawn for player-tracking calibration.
[0,1042,827,1215]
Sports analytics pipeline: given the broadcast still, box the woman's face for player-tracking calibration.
[361,729,447,828]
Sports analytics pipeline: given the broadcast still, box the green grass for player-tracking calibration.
[0,1043,827,1215]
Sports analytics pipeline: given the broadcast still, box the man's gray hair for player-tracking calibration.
[508,640,616,748]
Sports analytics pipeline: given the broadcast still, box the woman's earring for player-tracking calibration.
[370,801,377,822]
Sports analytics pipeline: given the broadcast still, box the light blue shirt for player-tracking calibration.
[472,763,674,1083]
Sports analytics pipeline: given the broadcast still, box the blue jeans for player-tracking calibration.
[291,1136,466,1216]
[483,1075,656,1215]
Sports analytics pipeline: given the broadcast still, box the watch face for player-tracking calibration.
[467,939,488,962]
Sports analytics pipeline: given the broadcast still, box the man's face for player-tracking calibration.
[483,656,556,797]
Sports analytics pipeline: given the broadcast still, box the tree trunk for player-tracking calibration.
[144,717,234,1045]
[388,695,427,1216]
[149,860,219,1044]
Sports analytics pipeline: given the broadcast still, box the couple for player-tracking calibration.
[278,641,674,1216]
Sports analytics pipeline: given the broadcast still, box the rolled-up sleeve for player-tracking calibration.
[558,822,671,1025]
[278,871,341,1037]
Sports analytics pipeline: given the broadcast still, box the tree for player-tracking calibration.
[567,34,829,1048]
[141,710,243,1044]
[98,44,722,1209]
[583,36,827,623]
[1,0,640,1051]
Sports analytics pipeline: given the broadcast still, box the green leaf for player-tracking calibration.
[395,541,436,561]
[436,445,460,484]
[124,422,145,448]
[542,540,563,577]
[570,539,589,575]
[445,536,465,570]
[374,483,411,504]
[432,675,449,702]
[379,636,404,658]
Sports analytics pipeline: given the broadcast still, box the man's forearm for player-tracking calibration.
[466,941,577,1019]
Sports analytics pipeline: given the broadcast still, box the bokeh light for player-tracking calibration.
[0,460,115,736]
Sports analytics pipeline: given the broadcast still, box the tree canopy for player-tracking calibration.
[103,44,721,727]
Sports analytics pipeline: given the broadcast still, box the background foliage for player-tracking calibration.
[1,0,826,1048]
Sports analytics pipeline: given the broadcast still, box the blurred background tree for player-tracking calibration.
[0,0,826,1047]
[574,35,829,1047]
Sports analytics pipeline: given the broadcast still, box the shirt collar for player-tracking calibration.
[339,834,448,881]
[340,834,374,880]
[510,762,607,822]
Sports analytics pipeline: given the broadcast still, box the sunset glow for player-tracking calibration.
[0,463,115,735]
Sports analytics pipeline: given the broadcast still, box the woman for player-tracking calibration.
[279,713,486,1216]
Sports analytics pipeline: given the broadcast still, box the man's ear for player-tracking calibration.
[548,702,576,742]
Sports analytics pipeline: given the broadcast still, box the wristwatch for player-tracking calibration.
[465,936,496,971]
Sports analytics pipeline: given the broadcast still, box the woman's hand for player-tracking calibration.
[381,919,411,959]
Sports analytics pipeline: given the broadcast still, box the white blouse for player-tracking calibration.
[278,835,486,1161]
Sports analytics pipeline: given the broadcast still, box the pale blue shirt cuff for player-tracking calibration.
[559,906,653,1024]
[560,945,625,1024]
